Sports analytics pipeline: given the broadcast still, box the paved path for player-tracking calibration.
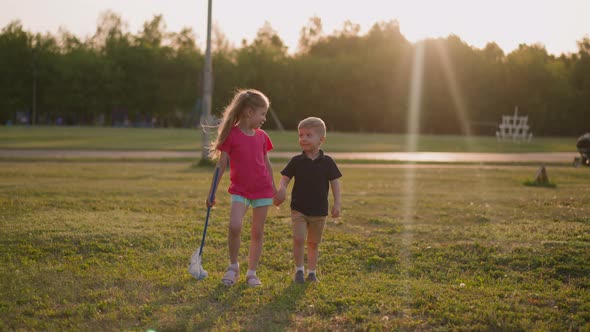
[0,149,577,163]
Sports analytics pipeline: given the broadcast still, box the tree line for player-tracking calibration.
[1,11,589,136]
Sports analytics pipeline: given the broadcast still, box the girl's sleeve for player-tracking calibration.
[217,130,232,153]
[262,130,273,153]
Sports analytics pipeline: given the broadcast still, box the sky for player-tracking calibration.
[1,0,589,56]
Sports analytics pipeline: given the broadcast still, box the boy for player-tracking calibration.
[273,117,342,283]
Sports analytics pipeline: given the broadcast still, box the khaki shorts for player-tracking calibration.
[291,210,327,224]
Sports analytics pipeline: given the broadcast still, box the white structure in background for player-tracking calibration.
[496,107,533,142]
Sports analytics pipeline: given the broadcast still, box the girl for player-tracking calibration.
[206,89,276,287]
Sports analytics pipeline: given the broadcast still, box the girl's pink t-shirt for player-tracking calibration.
[218,126,274,199]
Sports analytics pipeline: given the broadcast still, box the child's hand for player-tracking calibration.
[331,204,341,218]
[273,187,286,206]
[206,198,216,208]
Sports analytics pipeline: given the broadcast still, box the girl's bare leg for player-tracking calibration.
[228,201,248,264]
[248,205,268,270]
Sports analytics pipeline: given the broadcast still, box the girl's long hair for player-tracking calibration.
[208,88,270,159]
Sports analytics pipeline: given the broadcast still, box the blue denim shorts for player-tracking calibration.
[231,194,273,208]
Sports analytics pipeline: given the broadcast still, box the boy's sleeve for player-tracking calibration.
[281,158,295,178]
[327,157,342,180]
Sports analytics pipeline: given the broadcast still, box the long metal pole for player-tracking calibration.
[32,46,37,126]
[200,0,213,160]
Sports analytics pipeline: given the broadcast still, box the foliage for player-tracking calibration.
[1,14,590,136]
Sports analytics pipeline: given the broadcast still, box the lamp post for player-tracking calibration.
[200,0,213,161]
[32,45,37,126]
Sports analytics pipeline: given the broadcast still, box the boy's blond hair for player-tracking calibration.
[298,117,326,137]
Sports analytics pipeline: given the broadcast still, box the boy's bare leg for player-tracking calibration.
[248,206,268,271]
[291,213,307,268]
[306,218,326,271]
[228,201,248,264]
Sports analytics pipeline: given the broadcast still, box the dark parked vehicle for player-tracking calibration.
[573,133,590,167]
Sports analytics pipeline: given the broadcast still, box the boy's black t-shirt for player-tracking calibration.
[280,150,342,216]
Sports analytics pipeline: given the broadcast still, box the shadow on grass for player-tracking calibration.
[245,282,309,331]
[523,179,557,188]
[188,282,245,330]
[188,279,309,331]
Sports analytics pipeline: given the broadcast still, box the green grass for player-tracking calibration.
[1,161,589,330]
[0,126,580,152]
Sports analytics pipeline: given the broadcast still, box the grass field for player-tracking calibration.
[1,160,589,330]
[0,126,580,153]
